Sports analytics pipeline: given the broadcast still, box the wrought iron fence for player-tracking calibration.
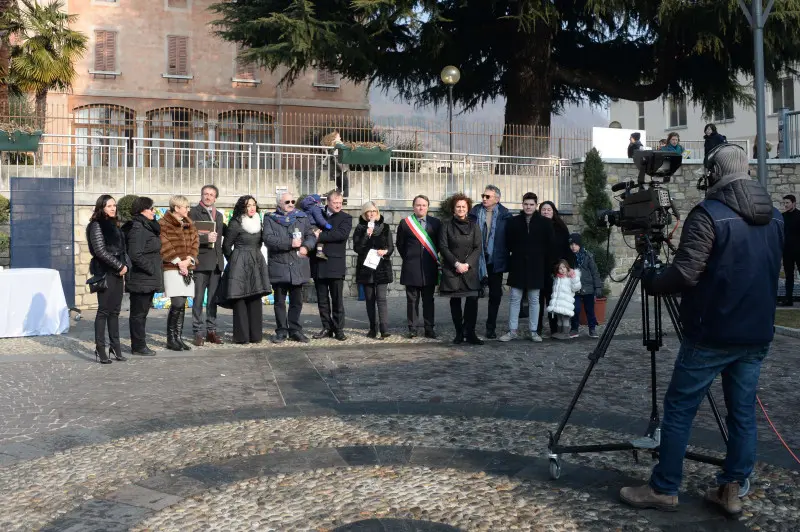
[0,134,574,211]
[645,138,751,159]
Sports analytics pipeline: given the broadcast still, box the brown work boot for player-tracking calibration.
[193,333,205,347]
[705,482,742,516]
[620,484,678,512]
[206,331,224,345]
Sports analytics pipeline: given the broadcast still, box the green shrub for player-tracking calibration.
[0,233,9,253]
[439,194,457,221]
[580,148,616,291]
[0,194,9,224]
[116,195,138,222]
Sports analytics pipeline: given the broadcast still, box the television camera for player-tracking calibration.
[597,151,683,255]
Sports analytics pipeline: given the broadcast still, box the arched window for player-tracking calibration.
[73,105,134,167]
[217,110,274,169]
[145,107,207,168]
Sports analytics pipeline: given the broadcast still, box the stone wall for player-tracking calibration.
[568,158,798,296]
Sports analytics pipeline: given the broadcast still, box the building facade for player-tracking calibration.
[43,0,369,150]
[608,73,799,158]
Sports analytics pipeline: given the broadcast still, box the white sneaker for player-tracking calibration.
[499,331,518,342]
[530,332,543,342]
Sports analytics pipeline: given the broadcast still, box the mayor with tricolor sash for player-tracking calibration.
[396,195,442,339]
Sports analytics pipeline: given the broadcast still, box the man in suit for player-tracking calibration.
[310,190,353,340]
[188,184,226,346]
[396,195,442,338]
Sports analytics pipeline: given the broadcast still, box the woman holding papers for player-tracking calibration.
[353,201,394,339]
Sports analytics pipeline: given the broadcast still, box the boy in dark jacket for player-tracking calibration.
[568,233,602,338]
[299,194,332,260]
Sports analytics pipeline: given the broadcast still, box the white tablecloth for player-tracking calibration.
[0,268,70,338]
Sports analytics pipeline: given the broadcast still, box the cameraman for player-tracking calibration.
[620,144,784,515]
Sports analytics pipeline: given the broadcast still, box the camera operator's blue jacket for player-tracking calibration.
[646,176,784,346]
[469,202,512,272]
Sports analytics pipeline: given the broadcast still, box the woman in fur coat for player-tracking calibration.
[86,195,130,364]
[159,195,199,351]
[546,259,582,340]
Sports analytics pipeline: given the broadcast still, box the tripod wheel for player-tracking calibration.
[548,458,561,480]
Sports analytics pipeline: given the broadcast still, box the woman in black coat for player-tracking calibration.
[86,194,129,364]
[122,196,163,356]
[215,195,271,344]
[353,201,394,339]
[703,123,727,161]
[538,201,574,337]
[439,193,484,345]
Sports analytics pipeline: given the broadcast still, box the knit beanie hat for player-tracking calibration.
[712,144,749,176]
[568,233,582,247]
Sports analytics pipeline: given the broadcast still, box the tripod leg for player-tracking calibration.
[664,294,729,443]
[549,271,641,447]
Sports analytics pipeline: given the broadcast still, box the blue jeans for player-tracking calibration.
[508,287,540,332]
[649,340,769,495]
[570,294,597,330]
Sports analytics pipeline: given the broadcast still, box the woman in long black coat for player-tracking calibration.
[215,195,271,344]
[353,201,394,339]
[439,193,484,345]
[123,196,163,356]
[538,201,574,337]
[86,194,129,364]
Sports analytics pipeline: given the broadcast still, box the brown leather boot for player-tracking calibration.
[705,482,742,516]
[193,333,205,347]
[620,484,678,512]
[206,331,223,344]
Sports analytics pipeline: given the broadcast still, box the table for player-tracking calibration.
[0,268,70,337]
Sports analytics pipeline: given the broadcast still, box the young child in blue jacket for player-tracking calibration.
[569,233,603,338]
[299,194,332,260]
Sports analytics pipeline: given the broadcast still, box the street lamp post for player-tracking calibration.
[440,65,461,171]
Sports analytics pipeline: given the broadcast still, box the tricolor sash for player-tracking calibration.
[405,216,440,264]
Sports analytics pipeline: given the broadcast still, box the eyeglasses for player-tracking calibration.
[283,200,296,205]
[481,194,493,200]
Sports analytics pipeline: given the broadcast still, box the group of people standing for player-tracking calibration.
[86,183,589,363]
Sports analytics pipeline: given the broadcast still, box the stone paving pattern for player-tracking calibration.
[0,296,798,530]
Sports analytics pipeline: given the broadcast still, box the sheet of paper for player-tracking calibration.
[363,248,381,270]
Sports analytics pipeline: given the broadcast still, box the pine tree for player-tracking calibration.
[581,148,615,294]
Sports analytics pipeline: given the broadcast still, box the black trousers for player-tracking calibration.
[784,250,800,302]
[363,283,389,333]
[405,285,436,332]
[315,278,345,332]
[485,264,504,331]
[273,283,304,335]
[129,291,155,350]
[192,269,221,334]
[232,296,263,343]
[95,273,124,352]
[537,292,558,335]
[450,296,478,335]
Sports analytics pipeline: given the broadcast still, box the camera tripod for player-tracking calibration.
[546,250,739,489]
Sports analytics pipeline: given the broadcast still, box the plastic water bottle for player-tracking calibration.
[368,221,375,231]
[292,227,302,256]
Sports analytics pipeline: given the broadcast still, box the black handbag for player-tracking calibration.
[182,270,194,286]
[87,274,108,294]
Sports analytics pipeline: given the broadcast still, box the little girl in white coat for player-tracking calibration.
[546,259,582,340]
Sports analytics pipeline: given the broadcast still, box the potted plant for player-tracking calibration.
[579,148,616,324]
[335,140,392,166]
[0,123,43,152]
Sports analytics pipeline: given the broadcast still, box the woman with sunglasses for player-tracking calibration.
[215,195,271,344]
[122,196,163,356]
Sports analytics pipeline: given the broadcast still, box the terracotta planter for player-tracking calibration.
[579,297,607,325]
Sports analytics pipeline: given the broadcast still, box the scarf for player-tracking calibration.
[574,248,587,269]
[133,214,161,235]
[240,213,262,234]
[199,202,217,222]
[268,208,306,227]
[476,205,498,264]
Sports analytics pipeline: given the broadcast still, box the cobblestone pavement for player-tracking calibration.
[0,296,798,531]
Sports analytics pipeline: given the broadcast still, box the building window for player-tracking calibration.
[233,46,259,84]
[73,105,134,167]
[218,110,274,168]
[165,36,190,78]
[167,0,188,8]
[145,108,206,168]
[771,78,795,113]
[313,69,340,91]
[636,102,645,130]
[92,30,118,74]
[713,101,735,122]
[668,98,687,128]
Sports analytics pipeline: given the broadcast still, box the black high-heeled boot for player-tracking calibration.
[109,345,128,361]
[166,307,183,351]
[95,347,112,364]
[176,307,191,351]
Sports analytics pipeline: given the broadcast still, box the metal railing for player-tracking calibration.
[645,139,751,159]
[0,134,574,210]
